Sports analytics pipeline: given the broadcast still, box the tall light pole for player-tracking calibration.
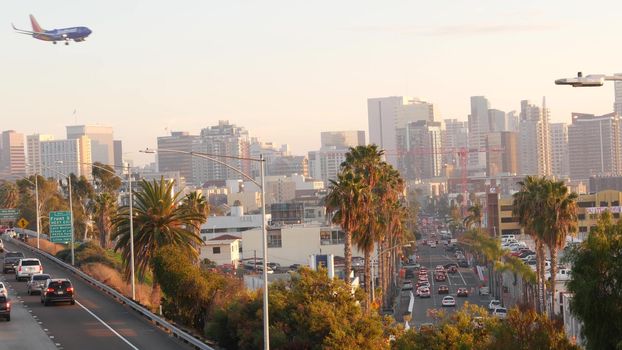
[64,160,137,301]
[141,147,270,350]
[22,168,41,249]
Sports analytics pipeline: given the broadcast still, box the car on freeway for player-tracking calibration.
[492,307,508,319]
[0,282,6,296]
[16,258,43,281]
[402,281,413,292]
[434,273,446,282]
[0,238,4,252]
[458,259,469,268]
[457,287,469,297]
[3,251,25,273]
[27,274,51,295]
[441,296,456,307]
[478,286,490,296]
[5,229,16,238]
[0,294,10,321]
[488,300,502,311]
[41,278,75,306]
[437,285,449,294]
[417,287,431,298]
[429,241,437,248]
[448,266,458,274]
[416,281,430,289]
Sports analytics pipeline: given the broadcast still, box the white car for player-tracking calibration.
[0,282,7,296]
[401,282,413,292]
[488,299,501,311]
[16,258,43,281]
[492,307,507,318]
[545,268,571,282]
[441,296,456,307]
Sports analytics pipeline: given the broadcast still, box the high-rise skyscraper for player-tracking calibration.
[308,130,366,185]
[26,134,55,176]
[113,140,123,170]
[157,131,198,185]
[0,130,26,180]
[518,98,551,176]
[550,123,570,178]
[467,96,491,173]
[192,121,251,185]
[40,137,92,180]
[568,113,621,181]
[486,132,518,177]
[66,125,115,165]
[614,73,622,117]
[402,120,443,179]
[442,119,469,167]
[488,109,507,132]
[368,96,435,169]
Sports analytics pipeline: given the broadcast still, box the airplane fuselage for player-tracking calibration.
[34,26,91,42]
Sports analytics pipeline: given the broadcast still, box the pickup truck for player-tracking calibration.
[3,251,25,273]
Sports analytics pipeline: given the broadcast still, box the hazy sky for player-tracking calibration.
[2,1,622,165]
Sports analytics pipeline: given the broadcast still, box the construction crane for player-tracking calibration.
[386,147,504,208]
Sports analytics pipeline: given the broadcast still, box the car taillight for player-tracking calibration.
[66,287,74,293]
[5,302,9,308]
[46,288,54,293]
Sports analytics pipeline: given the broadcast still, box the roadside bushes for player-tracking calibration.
[56,241,120,270]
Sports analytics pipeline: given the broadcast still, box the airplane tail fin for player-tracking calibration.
[29,14,43,32]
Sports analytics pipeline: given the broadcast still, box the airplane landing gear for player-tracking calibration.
[53,41,57,45]
[65,41,69,46]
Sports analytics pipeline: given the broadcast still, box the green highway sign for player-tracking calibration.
[0,208,19,220]
[49,211,72,243]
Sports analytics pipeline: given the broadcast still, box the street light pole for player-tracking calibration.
[67,175,75,266]
[259,154,269,350]
[128,164,136,301]
[35,174,40,249]
[142,147,270,349]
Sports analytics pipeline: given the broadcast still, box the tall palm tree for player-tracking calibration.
[94,192,117,248]
[541,180,578,315]
[325,170,364,285]
[112,178,204,303]
[513,176,548,312]
[463,202,483,229]
[179,191,210,242]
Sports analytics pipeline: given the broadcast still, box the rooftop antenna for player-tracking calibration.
[73,109,77,124]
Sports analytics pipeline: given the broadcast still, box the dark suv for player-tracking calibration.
[3,251,25,273]
[41,279,75,306]
[0,295,10,321]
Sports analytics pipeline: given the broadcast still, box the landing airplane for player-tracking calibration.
[12,14,91,45]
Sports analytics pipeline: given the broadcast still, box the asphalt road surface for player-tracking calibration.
[398,239,493,328]
[1,238,195,350]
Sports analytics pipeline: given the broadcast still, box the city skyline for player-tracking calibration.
[3,1,622,165]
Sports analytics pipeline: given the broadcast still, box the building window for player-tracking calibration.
[613,201,620,206]
[320,229,345,245]
[500,205,513,212]
[501,217,519,223]
[268,229,282,248]
[579,226,587,233]
[600,201,608,207]
[213,247,221,254]
[577,214,585,221]
[578,201,595,208]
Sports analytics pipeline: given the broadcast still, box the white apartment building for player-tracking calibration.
[550,123,570,178]
[199,234,242,268]
[241,224,365,267]
[40,137,92,179]
[308,147,349,185]
[442,119,469,166]
[0,130,26,180]
[26,134,55,176]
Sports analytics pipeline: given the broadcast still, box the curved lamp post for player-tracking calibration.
[141,147,270,350]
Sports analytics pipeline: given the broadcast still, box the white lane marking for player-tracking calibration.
[457,269,467,285]
[76,300,140,350]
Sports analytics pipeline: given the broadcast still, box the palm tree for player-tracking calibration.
[541,180,578,315]
[513,176,548,312]
[180,191,210,238]
[94,192,117,248]
[112,178,204,304]
[325,170,364,285]
[463,201,483,229]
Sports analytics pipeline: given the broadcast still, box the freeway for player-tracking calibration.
[398,237,493,328]
[1,239,195,350]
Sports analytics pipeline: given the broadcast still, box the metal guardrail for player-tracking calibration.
[9,232,215,350]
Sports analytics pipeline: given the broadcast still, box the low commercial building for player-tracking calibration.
[199,234,241,268]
